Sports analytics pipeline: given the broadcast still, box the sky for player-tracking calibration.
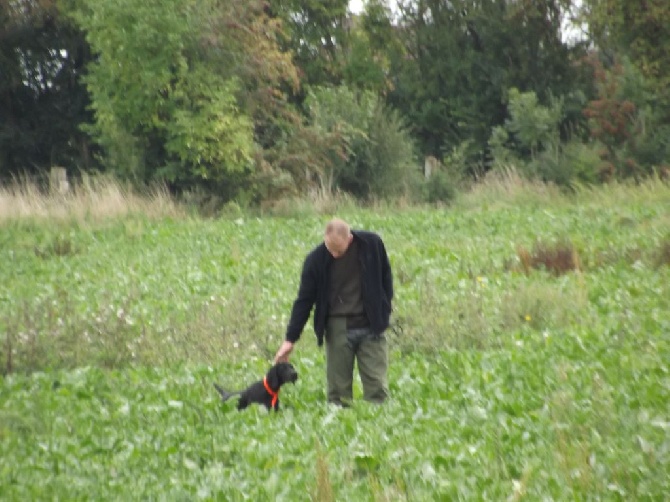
[349,0,364,14]
[349,0,398,15]
[349,0,584,43]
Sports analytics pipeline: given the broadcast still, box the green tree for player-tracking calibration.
[582,56,669,180]
[67,0,255,188]
[0,0,93,175]
[582,0,670,112]
[269,0,350,88]
[390,0,587,170]
[505,88,563,158]
[490,87,600,185]
[73,0,384,203]
[342,0,403,95]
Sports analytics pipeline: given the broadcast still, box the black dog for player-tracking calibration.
[213,362,298,411]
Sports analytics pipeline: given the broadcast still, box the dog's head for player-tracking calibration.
[266,362,298,389]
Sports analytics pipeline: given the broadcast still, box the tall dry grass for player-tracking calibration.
[0,174,182,224]
[2,165,667,223]
[571,174,670,206]
[457,165,565,210]
[458,164,670,210]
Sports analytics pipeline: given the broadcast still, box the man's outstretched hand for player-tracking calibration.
[274,340,294,364]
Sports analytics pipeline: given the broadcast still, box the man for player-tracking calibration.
[274,218,393,405]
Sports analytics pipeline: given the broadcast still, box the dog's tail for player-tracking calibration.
[213,383,241,403]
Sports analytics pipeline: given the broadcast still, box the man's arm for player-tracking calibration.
[274,255,317,363]
[380,238,393,304]
[286,256,318,342]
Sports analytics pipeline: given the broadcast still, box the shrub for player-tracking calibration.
[360,104,422,200]
[34,234,77,259]
[425,168,459,204]
[583,57,669,180]
[487,88,601,187]
[505,88,563,158]
[654,238,670,268]
[514,239,581,276]
[530,141,601,187]
[305,85,420,200]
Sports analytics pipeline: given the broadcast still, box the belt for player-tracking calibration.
[346,327,372,336]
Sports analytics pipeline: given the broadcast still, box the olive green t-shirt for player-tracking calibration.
[328,239,366,323]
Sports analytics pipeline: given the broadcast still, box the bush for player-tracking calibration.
[425,168,459,204]
[583,57,670,180]
[359,104,422,199]
[530,141,601,186]
[654,238,670,268]
[305,85,421,200]
[513,239,581,276]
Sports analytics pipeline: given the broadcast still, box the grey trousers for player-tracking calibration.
[325,317,389,404]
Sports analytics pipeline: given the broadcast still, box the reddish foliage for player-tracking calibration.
[516,241,580,276]
[581,55,642,180]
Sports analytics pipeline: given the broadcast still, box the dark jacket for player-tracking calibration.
[285,230,393,346]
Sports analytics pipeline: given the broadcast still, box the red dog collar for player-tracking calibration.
[263,377,279,408]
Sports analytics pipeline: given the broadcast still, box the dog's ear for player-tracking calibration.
[266,364,281,389]
[277,362,298,385]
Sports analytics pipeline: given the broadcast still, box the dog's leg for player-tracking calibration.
[237,394,250,410]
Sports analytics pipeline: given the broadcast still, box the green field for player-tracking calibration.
[1,181,669,500]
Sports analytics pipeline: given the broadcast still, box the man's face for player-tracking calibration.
[324,233,351,259]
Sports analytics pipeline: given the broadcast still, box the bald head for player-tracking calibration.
[325,218,350,239]
[324,218,353,258]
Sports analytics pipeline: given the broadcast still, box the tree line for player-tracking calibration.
[1,0,668,204]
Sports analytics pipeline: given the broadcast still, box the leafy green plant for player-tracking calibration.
[1,181,669,499]
[499,280,588,332]
[505,87,563,158]
[425,168,459,204]
[33,233,78,258]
